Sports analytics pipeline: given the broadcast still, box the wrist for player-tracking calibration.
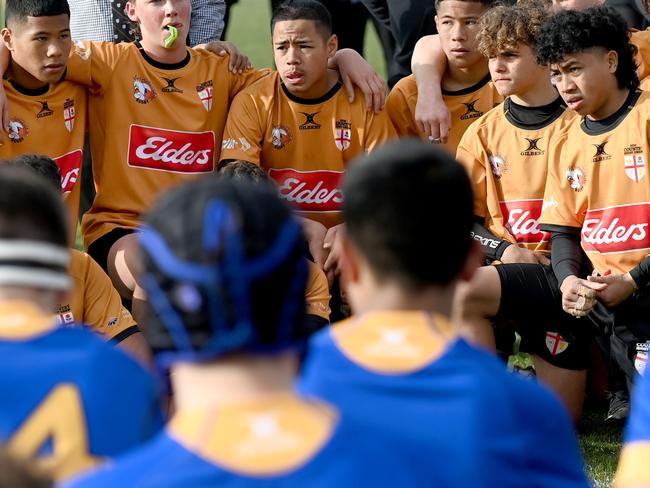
[560,275,578,294]
[623,272,639,290]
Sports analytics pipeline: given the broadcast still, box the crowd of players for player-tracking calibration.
[1,0,650,485]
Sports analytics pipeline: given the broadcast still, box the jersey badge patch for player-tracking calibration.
[196,80,213,112]
[55,304,75,326]
[63,98,76,133]
[133,76,157,104]
[545,331,569,355]
[488,154,508,179]
[334,119,352,151]
[8,119,28,143]
[624,145,645,182]
[566,166,586,192]
[272,125,292,149]
[635,342,650,375]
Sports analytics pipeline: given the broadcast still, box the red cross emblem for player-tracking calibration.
[624,154,645,182]
[335,128,351,151]
[199,86,213,112]
[545,331,569,355]
[64,106,75,133]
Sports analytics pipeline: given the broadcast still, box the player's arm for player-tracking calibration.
[64,41,124,91]
[219,90,264,164]
[411,34,451,142]
[329,48,386,113]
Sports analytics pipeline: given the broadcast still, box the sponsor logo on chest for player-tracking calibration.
[127,125,215,173]
[54,149,83,193]
[581,203,650,254]
[269,168,343,212]
[499,199,550,244]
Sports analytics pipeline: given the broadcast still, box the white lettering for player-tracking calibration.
[507,208,541,236]
[582,217,648,245]
[278,178,343,205]
[135,136,211,166]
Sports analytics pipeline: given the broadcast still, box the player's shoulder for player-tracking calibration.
[390,74,417,99]
[234,70,281,97]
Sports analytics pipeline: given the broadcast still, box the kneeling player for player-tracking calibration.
[67,179,407,487]
[299,140,589,487]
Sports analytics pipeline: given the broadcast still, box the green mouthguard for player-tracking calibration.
[164,26,178,49]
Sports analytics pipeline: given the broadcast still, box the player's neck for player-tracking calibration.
[171,353,299,411]
[509,77,558,108]
[6,60,49,91]
[442,60,488,92]
[139,38,188,65]
[587,87,630,121]
[349,271,455,319]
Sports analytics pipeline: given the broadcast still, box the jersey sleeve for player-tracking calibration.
[81,253,138,340]
[227,67,271,101]
[456,125,488,218]
[305,262,331,321]
[385,80,420,138]
[539,133,586,230]
[220,90,264,163]
[65,41,124,93]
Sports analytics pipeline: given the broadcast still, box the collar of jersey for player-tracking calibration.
[137,42,191,71]
[6,78,50,97]
[281,79,342,105]
[442,72,491,97]
[581,89,641,136]
[0,300,57,340]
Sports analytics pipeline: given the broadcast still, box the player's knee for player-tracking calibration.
[107,235,140,299]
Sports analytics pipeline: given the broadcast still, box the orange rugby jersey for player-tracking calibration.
[1,79,86,242]
[220,72,396,228]
[386,73,502,155]
[541,90,650,274]
[632,29,650,90]
[56,250,136,340]
[65,41,267,247]
[456,98,576,252]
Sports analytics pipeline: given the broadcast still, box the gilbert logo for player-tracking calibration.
[127,125,215,173]
[499,199,550,244]
[521,137,544,156]
[460,99,482,120]
[299,112,320,130]
[37,101,53,118]
[269,168,343,212]
[54,149,83,193]
[582,203,650,254]
[162,77,183,94]
[592,142,611,162]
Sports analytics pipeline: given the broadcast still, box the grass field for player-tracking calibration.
[227,1,623,485]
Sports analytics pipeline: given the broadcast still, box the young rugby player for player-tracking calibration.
[299,139,589,487]
[67,178,407,487]
[386,0,501,154]
[220,0,395,286]
[453,2,591,421]
[537,6,650,409]
[0,166,162,482]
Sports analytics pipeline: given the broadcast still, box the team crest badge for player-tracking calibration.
[488,154,508,179]
[55,304,75,326]
[133,76,157,104]
[624,153,645,182]
[566,166,586,192]
[545,331,569,356]
[636,342,650,375]
[272,125,292,149]
[196,80,213,112]
[335,128,351,151]
[8,119,28,143]
[63,99,76,133]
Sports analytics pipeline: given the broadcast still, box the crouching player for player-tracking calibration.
[66,178,408,487]
[299,140,590,487]
[0,166,162,482]
[537,7,650,407]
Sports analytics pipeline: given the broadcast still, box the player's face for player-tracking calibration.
[435,1,486,70]
[1,15,71,88]
[273,19,338,99]
[552,0,604,12]
[550,48,618,119]
[126,0,190,50]
[489,43,545,98]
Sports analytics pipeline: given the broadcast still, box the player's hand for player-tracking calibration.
[0,83,9,144]
[415,87,451,144]
[333,49,386,113]
[195,41,252,73]
[588,272,637,307]
[323,224,345,285]
[500,245,550,265]
[560,275,606,317]
[300,218,329,272]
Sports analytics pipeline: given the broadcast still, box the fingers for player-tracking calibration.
[342,73,356,105]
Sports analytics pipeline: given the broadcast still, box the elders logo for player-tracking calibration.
[499,199,550,244]
[127,125,215,173]
[581,203,650,254]
[54,149,83,193]
[269,168,343,212]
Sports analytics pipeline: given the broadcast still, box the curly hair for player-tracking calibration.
[536,6,639,90]
[478,1,550,58]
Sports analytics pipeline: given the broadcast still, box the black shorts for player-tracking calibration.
[86,227,136,274]
[494,263,604,370]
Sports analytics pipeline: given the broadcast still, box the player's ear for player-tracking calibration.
[434,15,440,31]
[1,28,15,52]
[458,240,482,283]
[327,34,338,58]
[606,50,618,75]
[124,1,139,23]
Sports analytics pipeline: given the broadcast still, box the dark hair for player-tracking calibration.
[139,178,308,366]
[434,0,497,14]
[219,160,275,189]
[536,6,639,90]
[9,154,61,191]
[343,139,474,288]
[271,0,332,40]
[0,165,68,246]
[5,0,70,27]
